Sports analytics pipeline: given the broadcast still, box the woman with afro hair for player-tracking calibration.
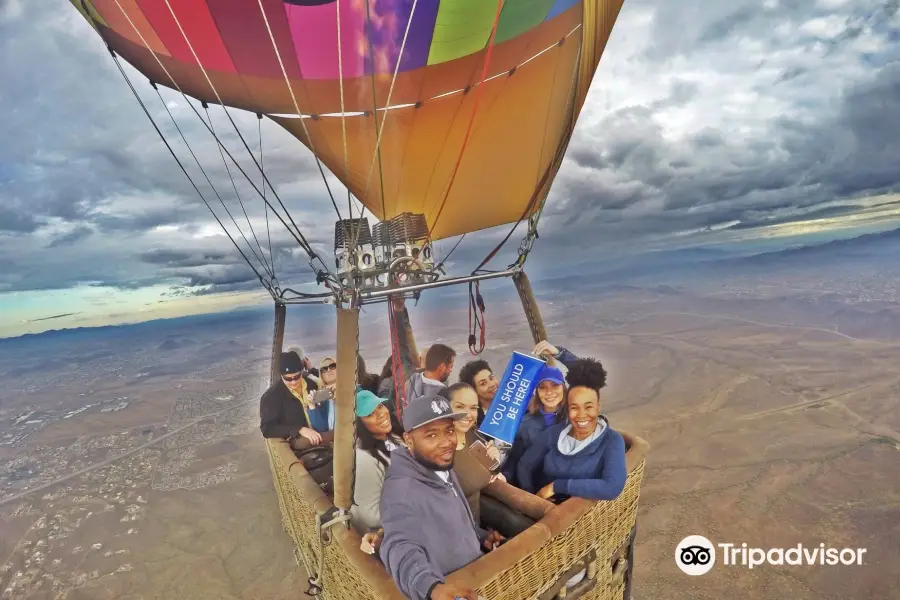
[515,357,627,502]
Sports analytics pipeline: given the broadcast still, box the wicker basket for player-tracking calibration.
[265,432,648,600]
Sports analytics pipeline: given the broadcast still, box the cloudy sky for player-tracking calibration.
[2,0,900,338]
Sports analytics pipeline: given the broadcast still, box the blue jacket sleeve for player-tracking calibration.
[515,427,551,494]
[501,434,525,484]
[306,402,330,433]
[501,416,540,484]
[379,490,444,600]
[554,346,581,369]
[554,432,627,500]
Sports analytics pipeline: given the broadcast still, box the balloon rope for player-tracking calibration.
[474,37,585,274]
[105,0,331,277]
[203,104,274,279]
[163,0,327,266]
[349,0,421,256]
[335,0,354,227]
[151,85,273,280]
[259,117,275,276]
[364,0,390,227]
[254,0,349,234]
[426,0,505,240]
[100,46,271,294]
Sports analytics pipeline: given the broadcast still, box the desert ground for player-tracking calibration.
[2,283,899,599]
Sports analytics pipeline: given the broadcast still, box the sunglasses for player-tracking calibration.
[282,373,303,383]
[321,363,337,372]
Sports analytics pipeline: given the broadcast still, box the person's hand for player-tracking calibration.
[360,529,383,555]
[532,340,559,358]
[430,583,477,600]
[536,482,555,500]
[489,472,506,484]
[485,441,501,464]
[482,529,505,552]
[299,427,322,445]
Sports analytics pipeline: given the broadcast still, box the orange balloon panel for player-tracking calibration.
[272,31,583,240]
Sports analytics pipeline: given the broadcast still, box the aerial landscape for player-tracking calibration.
[2,232,900,599]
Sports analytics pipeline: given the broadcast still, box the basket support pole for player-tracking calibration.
[513,271,557,366]
[333,305,360,511]
[270,302,287,386]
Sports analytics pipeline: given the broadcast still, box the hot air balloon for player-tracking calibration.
[69,1,650,598]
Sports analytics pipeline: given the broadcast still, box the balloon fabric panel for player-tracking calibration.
[69,0,627,239]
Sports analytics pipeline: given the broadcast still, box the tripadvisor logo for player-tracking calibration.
[675,535,867,575]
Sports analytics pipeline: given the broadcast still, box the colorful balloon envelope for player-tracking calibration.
[71,0,623,240]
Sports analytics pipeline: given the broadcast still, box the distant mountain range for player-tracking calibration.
[726,226,900,267]
[0,306,273,345]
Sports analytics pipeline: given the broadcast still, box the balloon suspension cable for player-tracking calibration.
[258,114,276,279]
[201,101,274,278]
[333,0,355,236]
[188,96,340,292]
[473,34,583,276]
[362,0,418,220]
[150,85,275,283]
[432,232,466,274]
[76,1,273,293]
[458,35,581,353]
[251,0,348,271]
[94,44,275,297]
[347,0,420,258]
[425,0,504,243]
[99,0,338,290]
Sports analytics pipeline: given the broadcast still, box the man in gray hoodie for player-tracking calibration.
[404,344,456,404]
[379,394,504,600]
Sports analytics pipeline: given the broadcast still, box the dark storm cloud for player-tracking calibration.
[533,0,900,252]
[0,204,39,233]
[3,0,900,304]
[0,0,331,297]
[139,248,228,266]
[47,225,93,248]
[169,264,260,287]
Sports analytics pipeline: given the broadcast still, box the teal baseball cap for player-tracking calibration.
[356,389,387,417]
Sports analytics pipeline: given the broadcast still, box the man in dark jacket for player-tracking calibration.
[379,394,504,600]
[404,343,456,404]
[259,350,330,449]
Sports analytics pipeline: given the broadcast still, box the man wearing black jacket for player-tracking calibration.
[260,351,331,449]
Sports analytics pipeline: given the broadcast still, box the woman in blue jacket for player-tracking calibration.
[501,364,567,483]
[516,357,627,502]
[500,340,581,483]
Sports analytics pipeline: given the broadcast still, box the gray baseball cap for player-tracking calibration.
[402,393,467,432]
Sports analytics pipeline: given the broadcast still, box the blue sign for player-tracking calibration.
[477,351,546,445]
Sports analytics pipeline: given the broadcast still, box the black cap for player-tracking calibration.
[280,351,303,375]
[402,393,467,432]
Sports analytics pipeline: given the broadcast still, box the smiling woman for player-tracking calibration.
[515,357,628,503]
